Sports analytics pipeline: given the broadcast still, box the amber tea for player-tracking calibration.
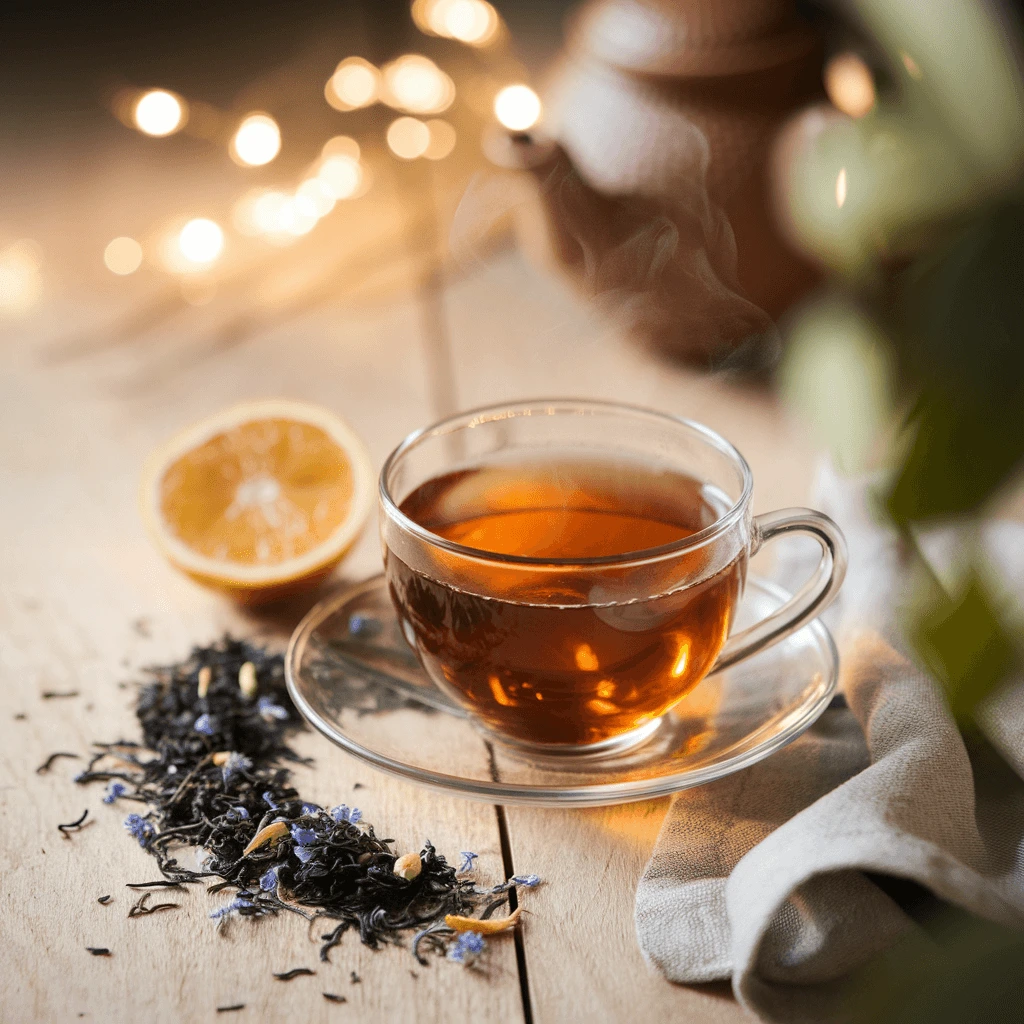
[386,459,744,747]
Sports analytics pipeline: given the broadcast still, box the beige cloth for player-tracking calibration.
[635,468,1024,1023]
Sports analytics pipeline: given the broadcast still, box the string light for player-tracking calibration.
[412,0,501,46]
[104,237,143,275]
[387,117,431,159]
[178,219,224,265]
[424,119,457,160]
[231,114,281,167]
[134,90,186,136]
[494,84,541,131]
[325,58,381,111]
[381,55,455,114]
[824,54,875,119]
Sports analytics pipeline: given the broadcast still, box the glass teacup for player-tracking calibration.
[380,400,846,757]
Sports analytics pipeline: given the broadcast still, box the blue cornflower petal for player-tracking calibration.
[330,804,361,824]
[262,791,279,810]
[193,713,215,736]
[290,825,317,846]
[220,752,253,783]
[123,813,155,847]
[301,803,321,816]
[102,781,127,805]
[209,897,254,920]
[256,696,288,721]
[448,931,486,964]
[259,868,278,892]
[229,806,249,820]
[458,851,478,874]
[512,874,541,887]
[294,846,315,864]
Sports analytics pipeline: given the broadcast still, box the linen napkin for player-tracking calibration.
[635,466,1024,1023]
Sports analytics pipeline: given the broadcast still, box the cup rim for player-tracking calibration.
[379,398,754,568]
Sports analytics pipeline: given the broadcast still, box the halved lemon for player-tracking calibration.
[140,399,375,604]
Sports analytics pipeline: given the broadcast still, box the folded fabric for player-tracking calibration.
[635,466,1024,1023]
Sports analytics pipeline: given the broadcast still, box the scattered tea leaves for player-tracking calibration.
[71,636,540,965]
[273,967,315,981]
[323,993,347,1003]
[128,892,180,918]
[350,971,361,984]
[86,947,111,956]
[42,690,79,700]
[37,751,80,774]
[126,880,184,890]
[97,895,112,905]
[58,809,89,834]
[216,1005,245,1014]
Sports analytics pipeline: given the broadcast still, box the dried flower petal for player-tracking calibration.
[458,851,478,873]
[256,695,288,721]
[448,931,485,965]
[238,661,258,700]
[197,666,212,699]
[103,781,127,805]
[242,820,289,856]
[123,813,155,847]
[444,908,521,934]
[259,868,278,892]
[290,825,317,847]
[393,852,422,880]
[513,874,541,887]
[193,713,215,736]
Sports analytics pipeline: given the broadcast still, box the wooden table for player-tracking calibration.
[1,243,815,1022]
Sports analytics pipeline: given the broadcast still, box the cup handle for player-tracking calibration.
[710,508,848,674]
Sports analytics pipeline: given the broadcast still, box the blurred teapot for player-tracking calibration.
[496,0,824,366]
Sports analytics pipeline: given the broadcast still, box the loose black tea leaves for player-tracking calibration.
[74,636,540,967]
[86,948,111,956]
[37,751,80,774]
[323,993,347,1003]
[273,967,316,981]
[128,892,180,917]
[58,809,90,834]
[216,1005,245,1013]
[42,690,80,699]
[97,895,112,905]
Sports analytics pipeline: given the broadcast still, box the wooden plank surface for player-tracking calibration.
[1,243,815,1023]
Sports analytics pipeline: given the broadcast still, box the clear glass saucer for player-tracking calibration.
[285,575,838,807]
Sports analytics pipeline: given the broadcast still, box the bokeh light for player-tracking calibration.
[382,55,455,114]
[494,84,541,131]
[0,240,43,316]
[134,90,186,137]
[824,54,876,119]
[318,155,363,199]
[297,178,336,218]
[178,219,224,265]
[424,119,457,160]
[322,135,361,160]
[387,117,431,159]
[103,237,143,275]
[413,0,500,46]
[231,114,281,167]
[836,167,848,208]
[325,58,380,111]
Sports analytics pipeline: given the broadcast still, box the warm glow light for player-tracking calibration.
[494,84,541,131]
[387,117,431,159]
[836,167,848,208]
[325,58,380,111]
[670,640,690,678]
[413,0,500,46]
[178,218,224,264]
[231,114,281,167]
[283,196,320,236]
[297,178,336,218]
[824,53,875,119]
[104,237,143,275]
[249,191,291,235]
[318,154,363,199]
[424,119,457,160]
[574,643,599,672]
[322,135,360,160]
[134,90,185,136]
[382,55,455,114]
[0,240,43,315]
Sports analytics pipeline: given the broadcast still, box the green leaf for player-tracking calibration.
[911,573,1018,722]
